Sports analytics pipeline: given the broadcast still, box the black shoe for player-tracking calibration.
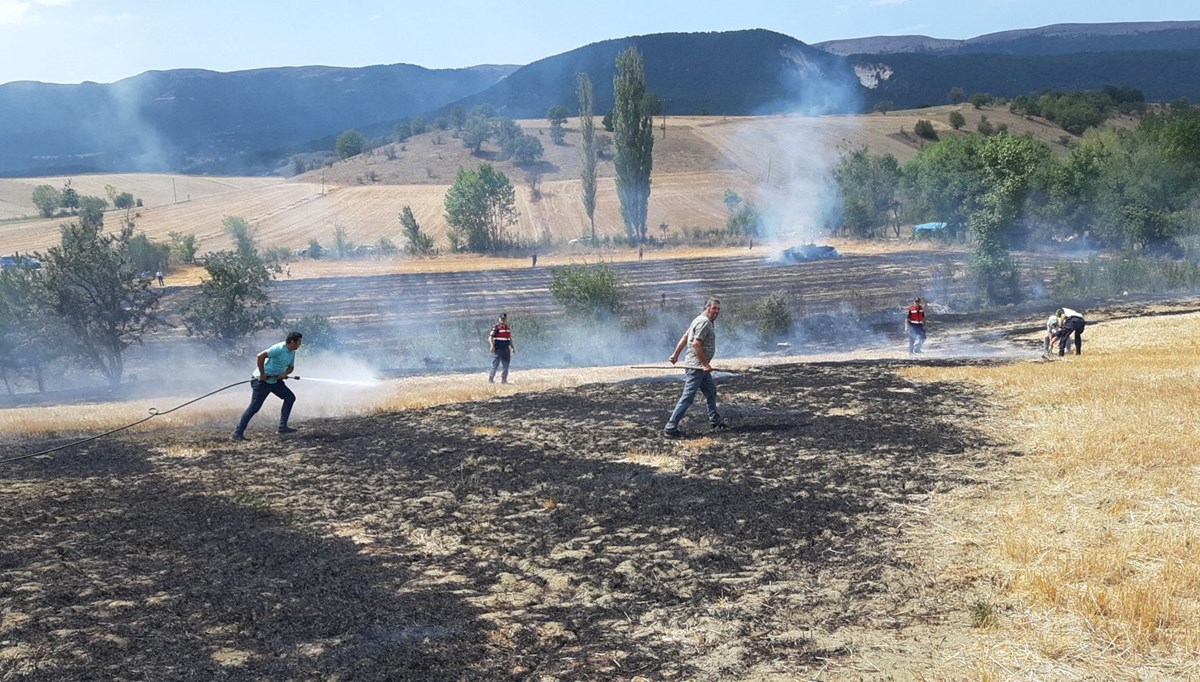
[230,433,246,441]
[662,428,682,439]
[277,426,298,434]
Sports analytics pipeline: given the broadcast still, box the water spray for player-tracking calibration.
[292,376,381,387]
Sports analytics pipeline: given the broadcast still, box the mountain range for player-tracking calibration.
[1,21,1198,177]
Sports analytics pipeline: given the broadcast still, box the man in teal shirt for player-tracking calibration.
[232,331,302,441]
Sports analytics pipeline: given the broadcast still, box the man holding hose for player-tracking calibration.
[231,331,302,441]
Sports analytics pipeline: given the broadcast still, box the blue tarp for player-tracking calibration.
[913,222,948,232]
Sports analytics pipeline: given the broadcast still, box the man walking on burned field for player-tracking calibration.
[905,297,926,354]
[232,331,302,441]
[488,312,516,384]
[664,297,726,438]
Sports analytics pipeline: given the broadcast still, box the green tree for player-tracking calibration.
[31,184,61,217]
[307,238,324,259]
[332,224,354,258]
[77,196,107,229]
[508,134,544,164]
[335,129,365,158]
[444,164,518,252]
[113,191,135,210]
[410,116,429,134]
[180,250,282,350]
[222,216,258,259]
[833,149,902,237]
[125,233,170,273]
[0,266,63,393]
[969,92,993,109]
[549,262,624,320]
[547,104,569,145]
[577,72,599,241]
[613,47,655,243]
[400,205,435,255]
[393,121,412,141]
[874,100,894,114]
[462,116,492,154]
[167,231,200,264]
[60,183,80,211]
[376,236,399,255]
[602,110,614,132]
[947,87,965,104]
[948,110,966,130]
[449,105,466,130]
[36,219,161,385]
[755,291,793,343]
[914,119,938,140]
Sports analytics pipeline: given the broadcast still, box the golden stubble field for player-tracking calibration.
[0,105,1089,257]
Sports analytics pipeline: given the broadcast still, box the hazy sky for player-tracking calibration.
[0,0,1194,85]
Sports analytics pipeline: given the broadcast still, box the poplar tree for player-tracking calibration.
[613,47,654,243]
[576,72,598,241]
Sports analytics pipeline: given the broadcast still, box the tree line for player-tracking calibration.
[832,100,1200,303]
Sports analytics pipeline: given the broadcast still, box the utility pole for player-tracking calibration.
[661,100,667,139]
[172,178,177,204]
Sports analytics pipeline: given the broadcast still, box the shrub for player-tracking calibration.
[549,262,624,320]
[914,119,938,140]
[755,291,793,342]
[948,111,965,130]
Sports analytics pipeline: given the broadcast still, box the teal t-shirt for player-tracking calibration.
[255,342,296,383]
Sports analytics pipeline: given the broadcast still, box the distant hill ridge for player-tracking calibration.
[815,20,1200,55]
[1,21,1199,176]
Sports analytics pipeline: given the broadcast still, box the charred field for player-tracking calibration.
[1,357,1009,680]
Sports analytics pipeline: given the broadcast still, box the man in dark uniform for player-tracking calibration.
[905,297,926,354]
[1054,307,1086,356]
[488,312,516,384]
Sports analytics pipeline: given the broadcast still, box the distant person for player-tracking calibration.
[1044,311,1062,355]
[1054,307,1086,356]
[638,246,644,261]
[531,253,538,268]
[663,297,726,438]
[905,297,926,354]
[488,312,515,384]
[285,263,292,278]
[660,292,667,310]
[232,331,303,441]
[155,270,164,287]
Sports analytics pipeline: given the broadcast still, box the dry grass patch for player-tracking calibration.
[619,449,686,473]
[901,311,1200,676]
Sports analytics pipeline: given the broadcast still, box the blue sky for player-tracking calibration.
[0,0,1194,85]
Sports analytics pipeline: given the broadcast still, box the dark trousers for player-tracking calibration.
[234,378,295,435]
[1057,317,1085,356]
[907,324,926,353]
[489,350,511,383]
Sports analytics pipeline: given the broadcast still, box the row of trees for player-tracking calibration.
[832,102,1200,302]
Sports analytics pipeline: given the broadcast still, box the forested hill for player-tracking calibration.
[438,29,859,119]
[0,64,516,176]
[816,21,1200,56]
[851,50,1200,110]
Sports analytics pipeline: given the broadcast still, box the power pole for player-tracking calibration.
[172,178,177,204]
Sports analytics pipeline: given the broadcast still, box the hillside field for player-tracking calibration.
[0,105,1109,257]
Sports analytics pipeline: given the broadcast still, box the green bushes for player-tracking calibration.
[549,262,624,319]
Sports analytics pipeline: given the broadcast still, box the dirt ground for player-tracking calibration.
[2,345,1020,680]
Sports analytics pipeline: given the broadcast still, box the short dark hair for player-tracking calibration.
[286,331,303,344]
[499,312,507,319]
[913,297,922,303]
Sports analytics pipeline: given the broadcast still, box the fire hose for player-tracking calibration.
[0,376,299,465]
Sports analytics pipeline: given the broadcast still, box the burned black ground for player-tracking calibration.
[1,359,1009,680]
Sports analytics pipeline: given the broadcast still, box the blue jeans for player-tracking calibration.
[907,324,926,353]
[489,350,511,383]
[234,378,295,435]
[665,369,720,431]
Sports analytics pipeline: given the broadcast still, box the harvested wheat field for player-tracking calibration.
[0,106,1087,256]
[2,299,1198,679]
